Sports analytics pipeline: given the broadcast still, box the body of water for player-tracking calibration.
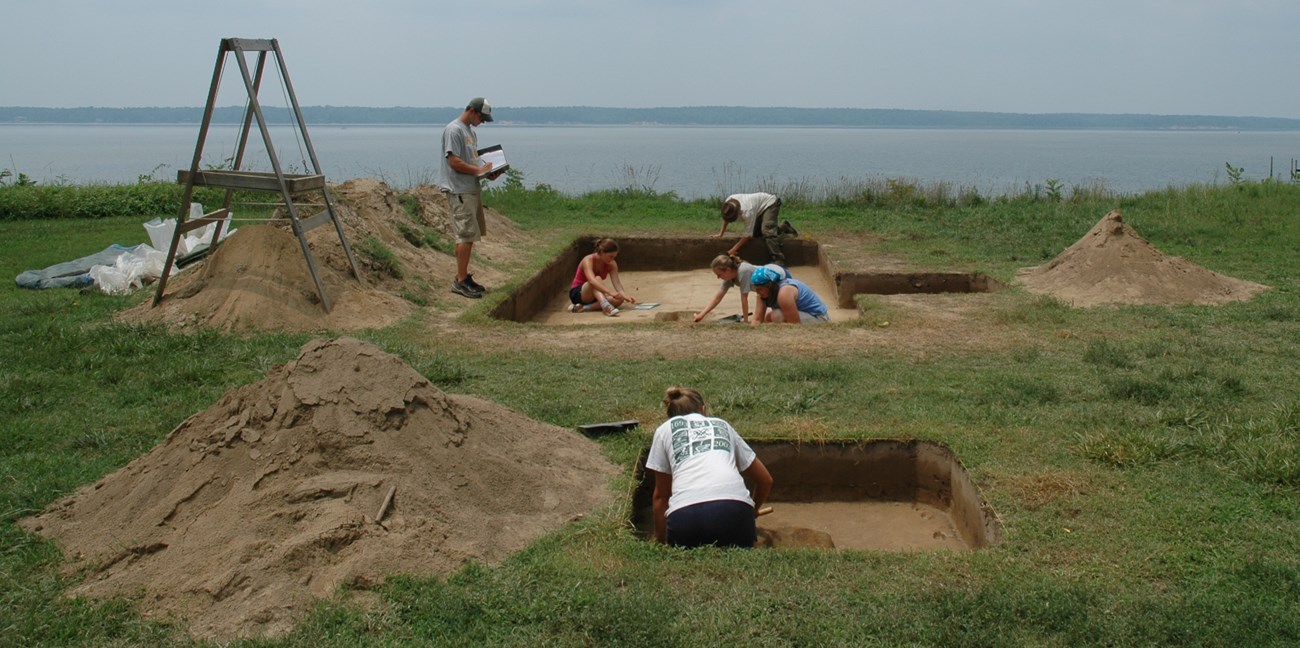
[3,123,1298,199]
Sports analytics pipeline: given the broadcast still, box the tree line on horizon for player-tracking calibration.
[1,105,1297,130]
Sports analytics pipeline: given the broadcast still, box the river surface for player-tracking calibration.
[3,124,1298,198]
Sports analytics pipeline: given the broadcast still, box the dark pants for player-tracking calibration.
[666,499,756,548]
[755,198,786,264]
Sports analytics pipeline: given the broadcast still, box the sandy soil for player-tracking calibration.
[1016,210,1268,307]
[758,502,967,551]
[530,266,858,325]
[20,338,619,641]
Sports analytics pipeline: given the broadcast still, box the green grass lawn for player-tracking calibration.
[2,180,1299,646]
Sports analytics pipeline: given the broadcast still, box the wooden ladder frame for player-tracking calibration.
[152,37,361,312]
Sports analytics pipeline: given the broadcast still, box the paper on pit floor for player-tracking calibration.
[631,302,661,310]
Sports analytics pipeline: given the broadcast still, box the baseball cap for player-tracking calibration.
[751,267,780,286]
[468,97,493,122]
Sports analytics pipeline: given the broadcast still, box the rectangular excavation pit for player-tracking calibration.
[491,236,1001,324]
[830,272,1004,308]
[630,439,1003,551]
[489,236,838,324]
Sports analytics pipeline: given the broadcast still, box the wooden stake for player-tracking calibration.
[375,485,397,524]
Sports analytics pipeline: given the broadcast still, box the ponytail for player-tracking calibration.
[709,254,742,272]
[663,386,705,417]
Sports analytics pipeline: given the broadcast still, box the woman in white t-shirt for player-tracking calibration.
[645,386,773,548]
[692,254,790,323]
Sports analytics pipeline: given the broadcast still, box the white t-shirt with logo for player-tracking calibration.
[645,413,757,516]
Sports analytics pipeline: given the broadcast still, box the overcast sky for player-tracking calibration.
[5,0,1298,118]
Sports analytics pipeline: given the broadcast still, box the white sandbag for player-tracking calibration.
[89,244,171,294]
[143,217,176,252]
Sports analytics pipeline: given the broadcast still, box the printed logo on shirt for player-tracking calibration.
[669,418,732,465]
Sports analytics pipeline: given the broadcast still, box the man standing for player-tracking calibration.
[439,97,501,298]
[713,191,798,266]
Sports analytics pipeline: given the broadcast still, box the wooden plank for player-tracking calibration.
[177,169,325,192]
[299,210,334,233]
[176,208,230,234]
[576,420,640,437]
[225,38,275,52]
[374,485,397,524]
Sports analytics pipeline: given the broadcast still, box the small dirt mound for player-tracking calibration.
[1016,210,1268,307]
[20,337,619,641]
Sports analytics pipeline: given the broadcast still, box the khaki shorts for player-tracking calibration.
[446,191,486,243]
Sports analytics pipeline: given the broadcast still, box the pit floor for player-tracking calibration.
[530,265,860,325]
[758,501,968,551]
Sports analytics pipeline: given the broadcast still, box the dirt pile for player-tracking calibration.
[20,337,619,640]
[121,178,528,332]
[1016,210,1268,307]
[126,223,414,331]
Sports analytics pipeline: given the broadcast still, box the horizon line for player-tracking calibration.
[2,105,1299,121]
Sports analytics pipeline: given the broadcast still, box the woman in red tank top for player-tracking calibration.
[569,238,637,316]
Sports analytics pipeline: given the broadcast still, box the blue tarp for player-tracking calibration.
[15,244,147,290]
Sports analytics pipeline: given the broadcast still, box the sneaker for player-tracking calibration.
[463,273,486,293]
[451,278,482,299]
[568,302,585,313]
[779,220,799,237]
[601,300,620,317]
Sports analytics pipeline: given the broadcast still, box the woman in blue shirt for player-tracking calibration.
[750,267,831,325]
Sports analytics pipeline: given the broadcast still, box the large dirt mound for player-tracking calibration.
[20,337,619,640]
[1015,210,1268,307]
[122,178,528,332]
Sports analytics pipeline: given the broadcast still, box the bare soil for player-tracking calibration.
[757,502,967,551]
[120,178,525,332]
[529,267,858,325]
[20,337,619,641]
[1016,209,1268,307]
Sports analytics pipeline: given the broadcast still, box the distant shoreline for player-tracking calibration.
[2,106,1298,131]
[0,123,1289,133]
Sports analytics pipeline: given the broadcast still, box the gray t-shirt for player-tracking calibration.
[438,118,482,194]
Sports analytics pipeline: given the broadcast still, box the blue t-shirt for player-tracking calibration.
[780,278,828,318]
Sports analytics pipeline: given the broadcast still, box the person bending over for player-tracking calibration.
[750,266,831,325]
[712,192,797,266]
[646,386,773,548]
[693,253,790,323]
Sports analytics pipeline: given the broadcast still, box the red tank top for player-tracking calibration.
[571,254,610,289]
